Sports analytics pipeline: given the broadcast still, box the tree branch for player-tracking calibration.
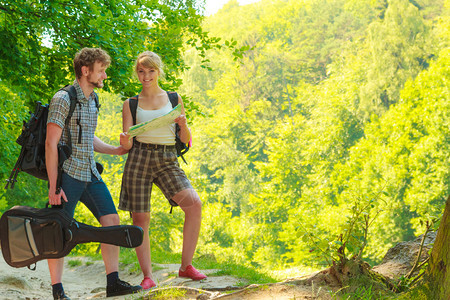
[405,221,433,279]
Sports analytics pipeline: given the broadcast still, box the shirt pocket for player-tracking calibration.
[87,102,98,131]
[77,102,98,143]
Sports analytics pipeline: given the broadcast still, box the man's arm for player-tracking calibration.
[45,123,67,205]
[94,136,128,155]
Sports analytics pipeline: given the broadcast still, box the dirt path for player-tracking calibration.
[0,254,242,299]
[0,253,336,299]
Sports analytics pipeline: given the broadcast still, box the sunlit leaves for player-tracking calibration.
[0,0,217,107]
[181,0,447,270]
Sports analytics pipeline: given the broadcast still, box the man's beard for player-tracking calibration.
[87,75,103,88]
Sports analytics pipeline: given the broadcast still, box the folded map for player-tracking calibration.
[128,104,182,138]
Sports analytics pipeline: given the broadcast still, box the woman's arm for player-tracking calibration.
[120,99,134,150]
[174,94,191,144]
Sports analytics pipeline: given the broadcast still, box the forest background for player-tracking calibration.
[0,0,449,280]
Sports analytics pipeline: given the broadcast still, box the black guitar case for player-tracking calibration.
[0,205,143,269]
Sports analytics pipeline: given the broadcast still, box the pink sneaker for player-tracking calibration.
[140,277,156,290]
[178,265,207,281]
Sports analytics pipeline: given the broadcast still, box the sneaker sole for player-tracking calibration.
[106,287,142,297]
[179,275,207,281]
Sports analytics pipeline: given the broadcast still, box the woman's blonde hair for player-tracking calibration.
[134,51,165,78]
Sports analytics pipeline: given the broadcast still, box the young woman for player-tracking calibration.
[119,51,206,289]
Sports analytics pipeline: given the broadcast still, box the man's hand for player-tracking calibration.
[48,186,68,206]
[116,145,129,155]
[46,122,65,206]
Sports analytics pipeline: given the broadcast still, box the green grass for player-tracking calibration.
[328,276,397,300]
[151,287,187,300]
[200,263,276,286]
[67,259,82,268]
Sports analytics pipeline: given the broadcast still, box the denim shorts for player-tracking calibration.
[60,172,117,221]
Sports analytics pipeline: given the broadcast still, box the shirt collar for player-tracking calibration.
[73,79,95,103]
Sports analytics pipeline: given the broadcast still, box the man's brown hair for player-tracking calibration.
[73,48,111,79]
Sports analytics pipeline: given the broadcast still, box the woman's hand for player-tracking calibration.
[120,132,130,146]
[174,114,188,128]
[120,132,133,151]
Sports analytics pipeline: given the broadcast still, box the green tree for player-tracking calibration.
[0,0,216,104]
[176,0,447,271]
[359,0,433,119]
[0,0,222,210]
[332,47,449,261]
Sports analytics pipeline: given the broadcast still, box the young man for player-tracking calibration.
[45,48,142,299]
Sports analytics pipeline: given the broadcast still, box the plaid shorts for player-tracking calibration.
[118,141,193,213]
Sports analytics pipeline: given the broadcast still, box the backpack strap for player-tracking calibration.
[129,95,139,125]
[63,85,78,117]
[166,91,181,140]
[92,92,100,111]
[62,85,100,115]
[166,92,189,164]
[60,85,79,150]
[128,95,140,149]
[167,91,179,108]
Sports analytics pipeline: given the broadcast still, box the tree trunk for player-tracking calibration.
[423,194,450,300]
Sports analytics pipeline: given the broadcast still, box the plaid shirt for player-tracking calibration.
[47,80,101,182]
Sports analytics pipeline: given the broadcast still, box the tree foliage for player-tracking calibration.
[0,0,225,107]
[179,0,448,270]
[0,0,448,286]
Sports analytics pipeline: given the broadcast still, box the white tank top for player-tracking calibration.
[136,99,176,145]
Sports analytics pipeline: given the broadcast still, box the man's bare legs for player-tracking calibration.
[99,214,120,274]
[48,258,64,285]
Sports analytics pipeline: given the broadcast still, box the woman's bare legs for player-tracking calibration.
[132,212,153,279]
[172,188,202,271]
